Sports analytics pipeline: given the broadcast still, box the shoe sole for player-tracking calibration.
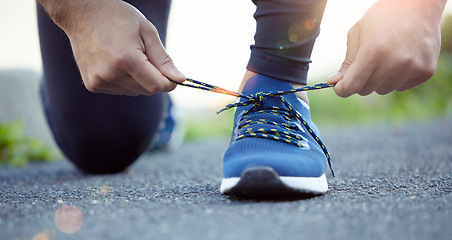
[220,166,328,199]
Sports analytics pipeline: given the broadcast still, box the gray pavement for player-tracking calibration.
[1,117,451,240]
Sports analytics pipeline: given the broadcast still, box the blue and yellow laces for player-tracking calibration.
[169,78,336,177]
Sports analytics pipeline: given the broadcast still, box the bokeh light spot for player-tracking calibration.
[304,19,316,31]
[54,205,83,234]
[288,21,305,43]
[99,185,111,196]
[33,233,49,240]
[276,40,290,54]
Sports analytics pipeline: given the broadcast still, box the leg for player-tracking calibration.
[37,0,172,174]
[240,0,327,103]
[247,0,327,84]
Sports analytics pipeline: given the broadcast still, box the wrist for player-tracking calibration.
[37,0,109,34]
[375,0,447,22]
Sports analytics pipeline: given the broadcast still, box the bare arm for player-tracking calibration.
[37,0,185,96]
[327,0,447,97]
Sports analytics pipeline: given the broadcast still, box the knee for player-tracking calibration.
[60,128,154,174]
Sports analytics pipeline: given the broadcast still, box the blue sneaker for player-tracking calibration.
[221,75,330,198]
[149,95,183,151]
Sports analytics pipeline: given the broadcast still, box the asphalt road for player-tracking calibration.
[1,117,451,240]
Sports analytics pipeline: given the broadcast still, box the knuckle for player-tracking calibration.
[111,50,136,72]
[358,90,372,96]
[375,88,390,95]
[347,24,358,38]
[143,22,159,37]
[157,53,174,67]
[345,82,364,94]
[146,83,164,95]
[408,59,437,81]
[333,85,351,98]
[85,79,104,93]
[341,58,353,69]
[421,63,437,79]
[97,70,117,84]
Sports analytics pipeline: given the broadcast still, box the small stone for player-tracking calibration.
[57,199,64,205]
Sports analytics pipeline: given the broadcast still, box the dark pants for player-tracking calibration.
[37,0,327,174]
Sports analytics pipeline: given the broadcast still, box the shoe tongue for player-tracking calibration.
[240,75,299,108]
[237,74,311,118]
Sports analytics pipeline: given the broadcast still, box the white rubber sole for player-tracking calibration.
[220,167,328,198]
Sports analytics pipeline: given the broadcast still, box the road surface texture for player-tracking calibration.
[1,117,451,240]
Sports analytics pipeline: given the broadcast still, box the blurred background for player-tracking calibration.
[0,0,451,149]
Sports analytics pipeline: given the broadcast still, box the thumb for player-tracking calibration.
[142,26,186,84]
[327,24,360,95]
[153,50,186,84]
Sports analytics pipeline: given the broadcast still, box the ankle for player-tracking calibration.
[239,70,309,105]
[238,70,258,93]
[291,83,309,105]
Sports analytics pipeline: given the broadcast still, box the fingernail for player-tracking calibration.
[172,68,184,77]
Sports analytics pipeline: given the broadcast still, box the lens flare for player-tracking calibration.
[33,233,49,240]
[54,205,83,234]
[288,19,317,43]
[304,19,316,31]
[288,21,305,43]
[99,185,111,196]
[275,40,290,54]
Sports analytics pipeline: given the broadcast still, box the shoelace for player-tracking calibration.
[170,78,336,177]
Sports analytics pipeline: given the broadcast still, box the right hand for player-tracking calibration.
[60,0,185,96]
[326,0,445,98]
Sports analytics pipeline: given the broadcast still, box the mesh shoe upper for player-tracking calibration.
[223,75,328,178]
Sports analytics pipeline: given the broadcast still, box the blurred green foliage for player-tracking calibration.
[0,120,56,167]
[442,14,452,54]
[183,109,234,141]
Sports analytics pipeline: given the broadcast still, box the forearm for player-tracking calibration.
[374,0,447,24]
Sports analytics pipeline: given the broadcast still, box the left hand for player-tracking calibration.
[327,0,446,97]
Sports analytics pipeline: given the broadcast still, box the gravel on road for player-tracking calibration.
[1,117,451,240]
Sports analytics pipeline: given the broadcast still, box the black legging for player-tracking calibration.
[37,0,327,174]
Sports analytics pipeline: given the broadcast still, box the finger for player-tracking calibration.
[128,52,177,94]
[358,67,399,96]
[356,72,384,96]
[395,76,429,92]
[333,49,375,98]
[140,24,186,84]
[375,78,405,95]
[116,75,154,96]
[327,25,360,86]
[87,64,151,96]
[395,68,432,92]
[84,77,141,96]
[328,24,363,96]
[373,70,407,95]
[376,63,430,94]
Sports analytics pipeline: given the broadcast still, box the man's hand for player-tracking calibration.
[327,0,447,97]
[38,0,185,96]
